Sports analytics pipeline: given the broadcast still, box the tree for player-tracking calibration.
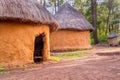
[106,0,114,34]
[48,0,64,14]
[91,0,99,44]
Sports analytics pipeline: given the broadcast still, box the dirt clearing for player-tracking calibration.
[0,54,120,80]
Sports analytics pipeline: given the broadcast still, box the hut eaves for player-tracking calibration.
[0,0,57,32]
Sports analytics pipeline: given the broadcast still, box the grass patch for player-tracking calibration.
[50,56,62,62]
[50,51,88,62]
[0,64,5,74]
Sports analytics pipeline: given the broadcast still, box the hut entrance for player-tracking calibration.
[34,34,44,63]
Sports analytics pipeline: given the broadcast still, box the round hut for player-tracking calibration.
[0,0,57,66]
[50,2,94,52]
[108,32,119,46]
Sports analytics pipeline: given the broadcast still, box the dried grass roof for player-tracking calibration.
[0,0,57,32]
[55,2,94,31]
[108,32,118,39]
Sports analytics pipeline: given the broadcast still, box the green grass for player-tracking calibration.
[0,64,5,74]
[50,56,62,62]
[50,51,88,62]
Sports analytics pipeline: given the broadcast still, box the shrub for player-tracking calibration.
[0,65,5,74]
[90,38,94,45]
[90,35,108,44]
[98,35,107,43]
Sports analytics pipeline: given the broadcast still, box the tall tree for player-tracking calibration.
[49,0,64,14]
[43,0,46,6]
[91,0,99,44]
[106,0,114,34]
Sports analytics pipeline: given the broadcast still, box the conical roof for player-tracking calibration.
[55,2,94,31]
[108,32,118,39]
[0,0,57,32]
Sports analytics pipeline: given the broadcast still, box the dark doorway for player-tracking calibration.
[34,34,44,63]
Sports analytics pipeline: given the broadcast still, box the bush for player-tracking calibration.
[98,35,107,43]
[90,38,94,45]
[90,35,108,44]
[0,65,5,74]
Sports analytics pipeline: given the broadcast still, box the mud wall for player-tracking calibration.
[50,30,91,51]
[0,22,50,66]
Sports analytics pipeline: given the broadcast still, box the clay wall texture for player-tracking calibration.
[50,30,91,51]
[0,22,50,66]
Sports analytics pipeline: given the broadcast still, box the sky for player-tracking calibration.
[41,0,75,14]
[37,0,106,14]
[37,0,120,27]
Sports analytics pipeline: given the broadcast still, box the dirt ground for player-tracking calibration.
[0,46,120,80]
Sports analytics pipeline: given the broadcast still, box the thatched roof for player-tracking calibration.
[55,2,94,31]
[0,0,57,32]
[108,32,118,39]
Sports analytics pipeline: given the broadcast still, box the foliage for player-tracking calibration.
[74,0,92,22]
[74,0,120,44]
[90,38,94,45]
[0,65,5,74]
[91,35,108,44]
[98,35,108,43]
[43,0,120,44]
[50,51,88,62]
[47,0,64,14]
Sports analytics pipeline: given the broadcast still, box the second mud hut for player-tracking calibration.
[50,2,94,52]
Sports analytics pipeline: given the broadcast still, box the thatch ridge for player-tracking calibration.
[55,2,94,31]
[0,0,57,32]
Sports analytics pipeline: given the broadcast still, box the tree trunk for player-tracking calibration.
[43,0,46,7]
[58,0,60,8]
[106,0,113,34]
[54,0,57,13]
[40,0,42,4]
[91,0,99,44]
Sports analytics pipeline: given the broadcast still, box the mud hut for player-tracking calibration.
[50,2,94,52]
[108,32,119,46]
[0,0,57,66]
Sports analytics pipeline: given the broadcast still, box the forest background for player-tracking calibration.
[38,0,120,44]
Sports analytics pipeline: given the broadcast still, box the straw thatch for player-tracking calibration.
[55,2,94,31]
[108,32,118,39]
[0,0,57,32]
